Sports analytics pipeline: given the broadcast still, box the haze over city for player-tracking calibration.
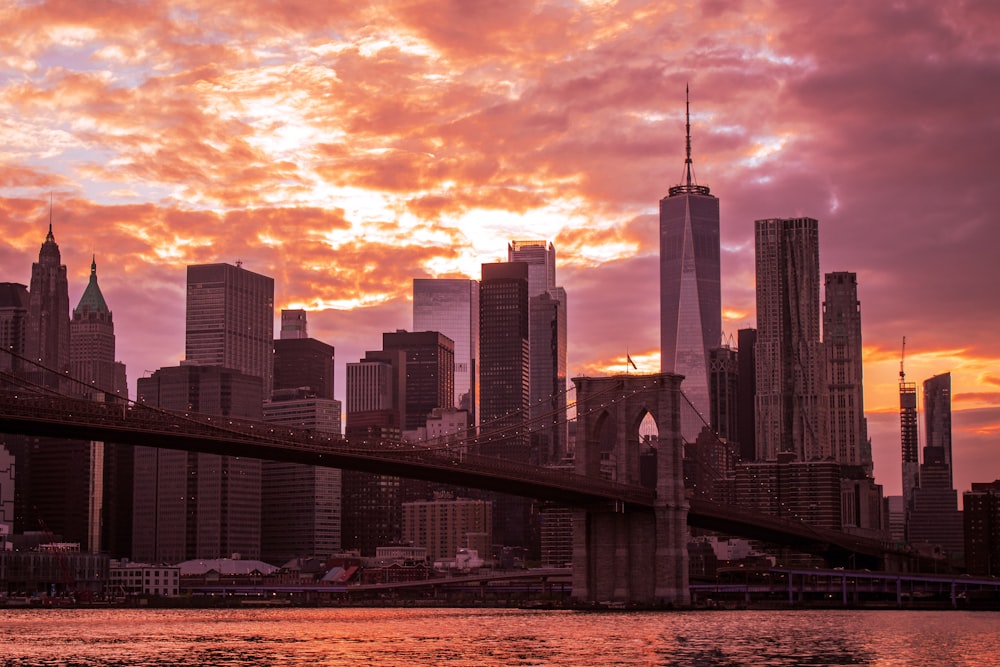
[1,0,998,498]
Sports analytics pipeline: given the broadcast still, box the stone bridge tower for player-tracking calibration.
[571,373,689,606]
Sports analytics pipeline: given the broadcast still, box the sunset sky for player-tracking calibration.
[2,1,998,496]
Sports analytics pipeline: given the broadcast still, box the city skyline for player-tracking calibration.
[1,2,998,498]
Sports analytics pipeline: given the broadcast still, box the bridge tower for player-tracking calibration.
[571,373,689,606]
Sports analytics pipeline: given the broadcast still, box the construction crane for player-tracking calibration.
[900,336,907,382]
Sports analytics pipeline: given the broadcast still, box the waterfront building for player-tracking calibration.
[134,364,264,563]
[753,217,828,462]
[412,279,479,424]
[659,89,721,444]
[109,561,180,598]
[823,272,870,471]
[401,495,492,562]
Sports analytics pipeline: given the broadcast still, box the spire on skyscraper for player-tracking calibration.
[669,84,711,197]
[74,255,110,315]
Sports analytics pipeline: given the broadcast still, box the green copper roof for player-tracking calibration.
[74,256,109,314]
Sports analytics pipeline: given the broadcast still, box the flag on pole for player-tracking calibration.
[627,353,638,370]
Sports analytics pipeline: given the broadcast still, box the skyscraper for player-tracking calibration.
[185,262,274,395]
[924,372,953,488]
[262,309,342,564]
[909,372,961,557]
[69,257,130,556]
[478,262,530,461]
[899,340,919,514]
[0,283,29,376]
[659,89,720,443]
[509,240,568,465]
[754,217,828,462]
[134,365,264,562]
[133,262,273,562]
[25,223,70,388]
[823,272,870,470]
[381,330,455,433]
[412,279,479,423]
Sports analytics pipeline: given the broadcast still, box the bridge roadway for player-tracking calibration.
[0,390,896,566]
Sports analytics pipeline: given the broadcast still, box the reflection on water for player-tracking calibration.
[2,608,999,666]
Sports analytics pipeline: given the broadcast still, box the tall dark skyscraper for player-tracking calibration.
[823,272,870,470]
[736,328,757,462]
[382,330,455,433]
[133,262,273,563]
[659,88,720,443]
[69,257,130,556]
[185,262,274,395]
[509,240,568,465]
[134,365,264,563]
[899,339,919,513]
[273,310,335,401]
[25,223,70,388]
[754,217,828,462]
[478,262,530,461]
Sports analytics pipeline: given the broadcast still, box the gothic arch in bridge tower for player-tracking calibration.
[571,373,689,606]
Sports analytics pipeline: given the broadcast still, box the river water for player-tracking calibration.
[2,607,999,666]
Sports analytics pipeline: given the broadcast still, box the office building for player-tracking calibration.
[708,345,738,444]
[134,365,263,563]
[185,262,274,395]
[273,317,335,401]
[753,217,828,462]
[736,328,757,462]
[11,226,103,552]
[659,90,720,443]
[478,262,530,460]
[402,496,492,562]
[25,223,71,388]
[509,241,569,465]
[260,310,342,564]
[69,257,130,555]
[908,372,962,558]
[412,279,479,424]
[382,330,455,432]
[262,391,342,564]
[823,272,870,470]
[0,283,29,376]
[964,480,1000,576]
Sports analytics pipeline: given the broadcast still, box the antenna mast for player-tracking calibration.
[668,84,711,197]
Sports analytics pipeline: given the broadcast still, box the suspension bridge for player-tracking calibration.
[0,351,915,605]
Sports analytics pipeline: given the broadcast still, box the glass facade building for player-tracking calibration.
[412,279,479,424]
[659,173,720,444]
